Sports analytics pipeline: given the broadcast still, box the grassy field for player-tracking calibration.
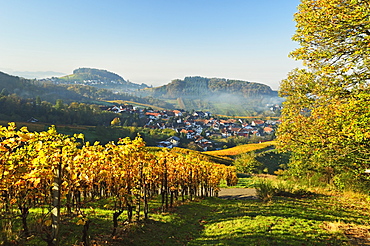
[8,177,370,245]
[101,188,370,246]
[207,141,277,157]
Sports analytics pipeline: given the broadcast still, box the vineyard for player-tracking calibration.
[0,123,237,245]
[206,141,276,157]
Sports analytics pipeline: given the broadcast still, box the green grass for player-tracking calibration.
[117,194,369,246]
[5,179,370,245]
[219,177,257,188]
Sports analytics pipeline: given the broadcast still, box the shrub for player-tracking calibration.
[256,179,314,201]
[255,179,276,202]
[274,181,314,198]
[234,152,263,174]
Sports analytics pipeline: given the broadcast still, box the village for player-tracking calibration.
[105,104,281,151]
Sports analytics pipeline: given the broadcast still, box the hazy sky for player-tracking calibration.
[0,0,301,90]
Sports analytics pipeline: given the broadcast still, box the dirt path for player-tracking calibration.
[218,188,257,200]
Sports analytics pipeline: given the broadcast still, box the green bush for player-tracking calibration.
[234,152,262,174]
[255,179,276,202]
[274,181,314,198]
[256,179,314,201]
[333,171,370,194]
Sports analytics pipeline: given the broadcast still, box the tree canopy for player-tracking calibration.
[145,76,275,98]
[277,0,370,189]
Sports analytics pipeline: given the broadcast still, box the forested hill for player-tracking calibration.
[140,76,277,98]
[52,68,149,91]
[0,71,84,102]
[0,71,174,109]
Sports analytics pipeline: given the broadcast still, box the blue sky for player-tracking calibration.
[0,0,301,90]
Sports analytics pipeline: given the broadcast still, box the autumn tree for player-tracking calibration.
[277,0,370,189]
[54,99,64,110]
[110,117,121,126]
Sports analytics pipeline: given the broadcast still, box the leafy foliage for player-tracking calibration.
[277,0,370,191]
[0,123,237,244]
[72,68,127,83]
[234,152,263,174]
[255,150,291,175]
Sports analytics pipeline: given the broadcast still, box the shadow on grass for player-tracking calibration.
[21,194,368,245]
[114,195,367,246]
[22,212,114,245]
[187,196,365,246]
[111,200,214,246]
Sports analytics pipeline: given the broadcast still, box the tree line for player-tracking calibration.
[141,76,276,99]
[0,94,116,126]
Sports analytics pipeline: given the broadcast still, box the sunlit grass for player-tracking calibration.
[6,189,370,245]
[5,177,370,245]
[219,177,257,188]
[124,195,369,246]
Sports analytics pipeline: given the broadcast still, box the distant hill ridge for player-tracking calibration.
[141,76,277,98]
[56,67,149,91]
[0,71,174,110]
[73,68,125,82]
[0,68,282,116]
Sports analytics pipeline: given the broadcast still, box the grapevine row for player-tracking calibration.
[0,123,237,245]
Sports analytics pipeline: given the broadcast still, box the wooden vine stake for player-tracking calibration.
[51,147,62,246]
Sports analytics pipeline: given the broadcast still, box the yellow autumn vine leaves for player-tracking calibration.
[0,123,237,211]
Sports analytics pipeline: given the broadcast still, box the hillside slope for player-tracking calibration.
[0,71,87,102]
[0,71,174,109]
[53,68,149,92]
[0,70,283,116]
[139,76,277,98]
[138,76,282,116]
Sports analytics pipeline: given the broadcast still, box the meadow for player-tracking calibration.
[4,178,369,245]
[96,180,370,246]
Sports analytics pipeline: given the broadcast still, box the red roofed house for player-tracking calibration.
[145,112,162,119]
[263,127,274,134]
